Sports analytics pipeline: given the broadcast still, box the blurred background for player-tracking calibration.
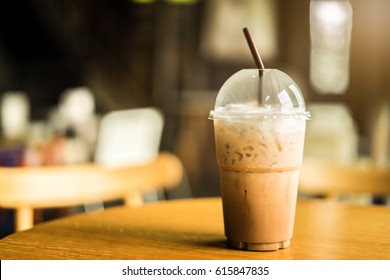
[0,0,389,234]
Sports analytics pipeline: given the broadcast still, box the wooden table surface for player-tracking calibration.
[1,198,390,260]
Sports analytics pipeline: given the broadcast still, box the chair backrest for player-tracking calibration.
[94,107,164,166]
[94,107,166,202]
[0,152,183,231]
[299,158,390,198]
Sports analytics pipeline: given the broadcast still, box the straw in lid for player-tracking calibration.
[209,69,311,120]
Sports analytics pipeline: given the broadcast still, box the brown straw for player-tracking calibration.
[243,27,265,106]
[243,27,265,69]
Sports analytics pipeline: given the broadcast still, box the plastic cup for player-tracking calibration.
[209,69,310,251]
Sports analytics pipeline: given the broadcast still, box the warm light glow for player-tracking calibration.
[130,0,155,4]
[315,1,349,29]
[310,0,353,94]
[130,0,198,3]
[201,0,277,63]
[0,91,30,140]
[165,0,198,4]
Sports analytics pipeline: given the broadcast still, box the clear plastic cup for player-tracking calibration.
[209,69,310,251]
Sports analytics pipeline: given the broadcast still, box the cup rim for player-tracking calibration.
[209,110,311,121]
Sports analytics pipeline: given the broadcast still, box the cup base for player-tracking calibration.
[227,238,290,251]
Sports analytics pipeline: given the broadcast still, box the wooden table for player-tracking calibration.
[0,198,390,260]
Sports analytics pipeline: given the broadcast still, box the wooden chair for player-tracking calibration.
[94,107,166,202]
[298,158,390,201]
[0,152,183,231]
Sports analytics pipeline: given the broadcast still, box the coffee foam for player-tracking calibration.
[214,115,307,134]
[210,104,310,124]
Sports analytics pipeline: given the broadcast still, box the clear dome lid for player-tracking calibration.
[209,69,310,120]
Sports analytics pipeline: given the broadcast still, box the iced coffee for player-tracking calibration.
[210,69,310,251]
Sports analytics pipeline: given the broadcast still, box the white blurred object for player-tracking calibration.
[304,102,359,162]
[49,87,98,162]
[94,107,164,167]
[59,87,95,127]
[310,0,353,94]
[94,107,164,203]
[0,91,30,141]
